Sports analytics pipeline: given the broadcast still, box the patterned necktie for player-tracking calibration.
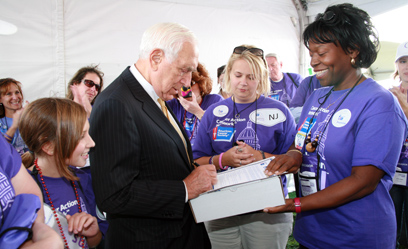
[158,98,191,165]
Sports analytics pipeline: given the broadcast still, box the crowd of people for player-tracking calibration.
[1,3,408,249]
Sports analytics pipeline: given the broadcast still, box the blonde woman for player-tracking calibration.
[193,45,296,249]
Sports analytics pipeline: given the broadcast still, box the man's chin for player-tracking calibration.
[161,92,178,101]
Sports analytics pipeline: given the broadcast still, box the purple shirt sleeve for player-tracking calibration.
[0,135,22,179]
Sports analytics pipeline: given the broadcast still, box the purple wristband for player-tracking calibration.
[4,133,13,140]
[209,156,214,164]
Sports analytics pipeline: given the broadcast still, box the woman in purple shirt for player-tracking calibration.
[264,4,407,248]
[389,40,408,248]
[193,45,297,249]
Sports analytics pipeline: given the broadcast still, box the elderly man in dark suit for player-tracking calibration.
[89,22,217,249]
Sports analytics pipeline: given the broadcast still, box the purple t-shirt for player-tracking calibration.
[289,75,322,108]
[294,78,407,248]
[193,95,296,196]
[0,135,21,224]
[393,85,408,185]
[394,137,408,186]
[268,72,303,107]
[28,167,109,237]
[167,94,223,147]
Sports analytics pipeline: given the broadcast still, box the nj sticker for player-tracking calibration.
[332,109,351,128]
[249,108,286,127]
[213,105,229,117]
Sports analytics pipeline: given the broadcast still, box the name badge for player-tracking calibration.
[185,120,194,132]
[393,172,408,186]
[295,117,316,150]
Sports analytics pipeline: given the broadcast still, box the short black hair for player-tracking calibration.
[217,65,226,79]
[303,3,379,68]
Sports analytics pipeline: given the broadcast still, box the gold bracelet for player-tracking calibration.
[287,149,303,157]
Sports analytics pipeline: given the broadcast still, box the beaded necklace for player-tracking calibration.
[34,159,85,249]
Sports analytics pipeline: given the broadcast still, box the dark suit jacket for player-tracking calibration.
[89,67,210,248]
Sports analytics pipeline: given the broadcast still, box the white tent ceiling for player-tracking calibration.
[0,0,407,102]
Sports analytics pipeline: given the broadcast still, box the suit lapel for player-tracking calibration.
[167,102,194,167]
[121,68,192,170]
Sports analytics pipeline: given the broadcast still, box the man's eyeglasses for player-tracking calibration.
[233,46,264,57]
[82,79,101,91]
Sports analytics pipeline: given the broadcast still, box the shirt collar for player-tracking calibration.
[129,64,161,107]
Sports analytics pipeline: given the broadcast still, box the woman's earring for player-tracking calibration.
[351,58,356,66]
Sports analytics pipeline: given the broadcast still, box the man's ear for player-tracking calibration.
[41,141,55,156]
[150,49,164,71]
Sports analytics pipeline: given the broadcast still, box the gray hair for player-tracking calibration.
[265,53,281,63]
[139,22,198,63]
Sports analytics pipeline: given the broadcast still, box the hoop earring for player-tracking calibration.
[351,58,356,66]
[306,134,319,153]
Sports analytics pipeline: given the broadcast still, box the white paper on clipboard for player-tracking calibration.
[211,157,274,191]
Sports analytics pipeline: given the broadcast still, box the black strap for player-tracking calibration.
[294,172,300,198]
[308,76,313,92]
[0,226,33,241]
[30,167,46,202]
[287,73,299,88]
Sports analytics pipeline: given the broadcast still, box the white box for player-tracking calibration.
[189,176,285,223]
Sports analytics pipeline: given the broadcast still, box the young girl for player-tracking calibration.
[20,98,108,249]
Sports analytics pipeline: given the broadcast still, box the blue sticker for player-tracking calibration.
[212,126,235,142]
[299,117,316,135]
[269,94,279,101]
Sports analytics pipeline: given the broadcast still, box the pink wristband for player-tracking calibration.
[294,197,301,213]
[218,153,227,170]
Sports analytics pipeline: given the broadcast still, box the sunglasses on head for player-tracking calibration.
[319,11,335,21]
[82,79,100,91]
[317,10,351,25]
[233,46,264,57]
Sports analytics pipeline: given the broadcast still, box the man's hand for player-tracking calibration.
[184,164,217,200]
